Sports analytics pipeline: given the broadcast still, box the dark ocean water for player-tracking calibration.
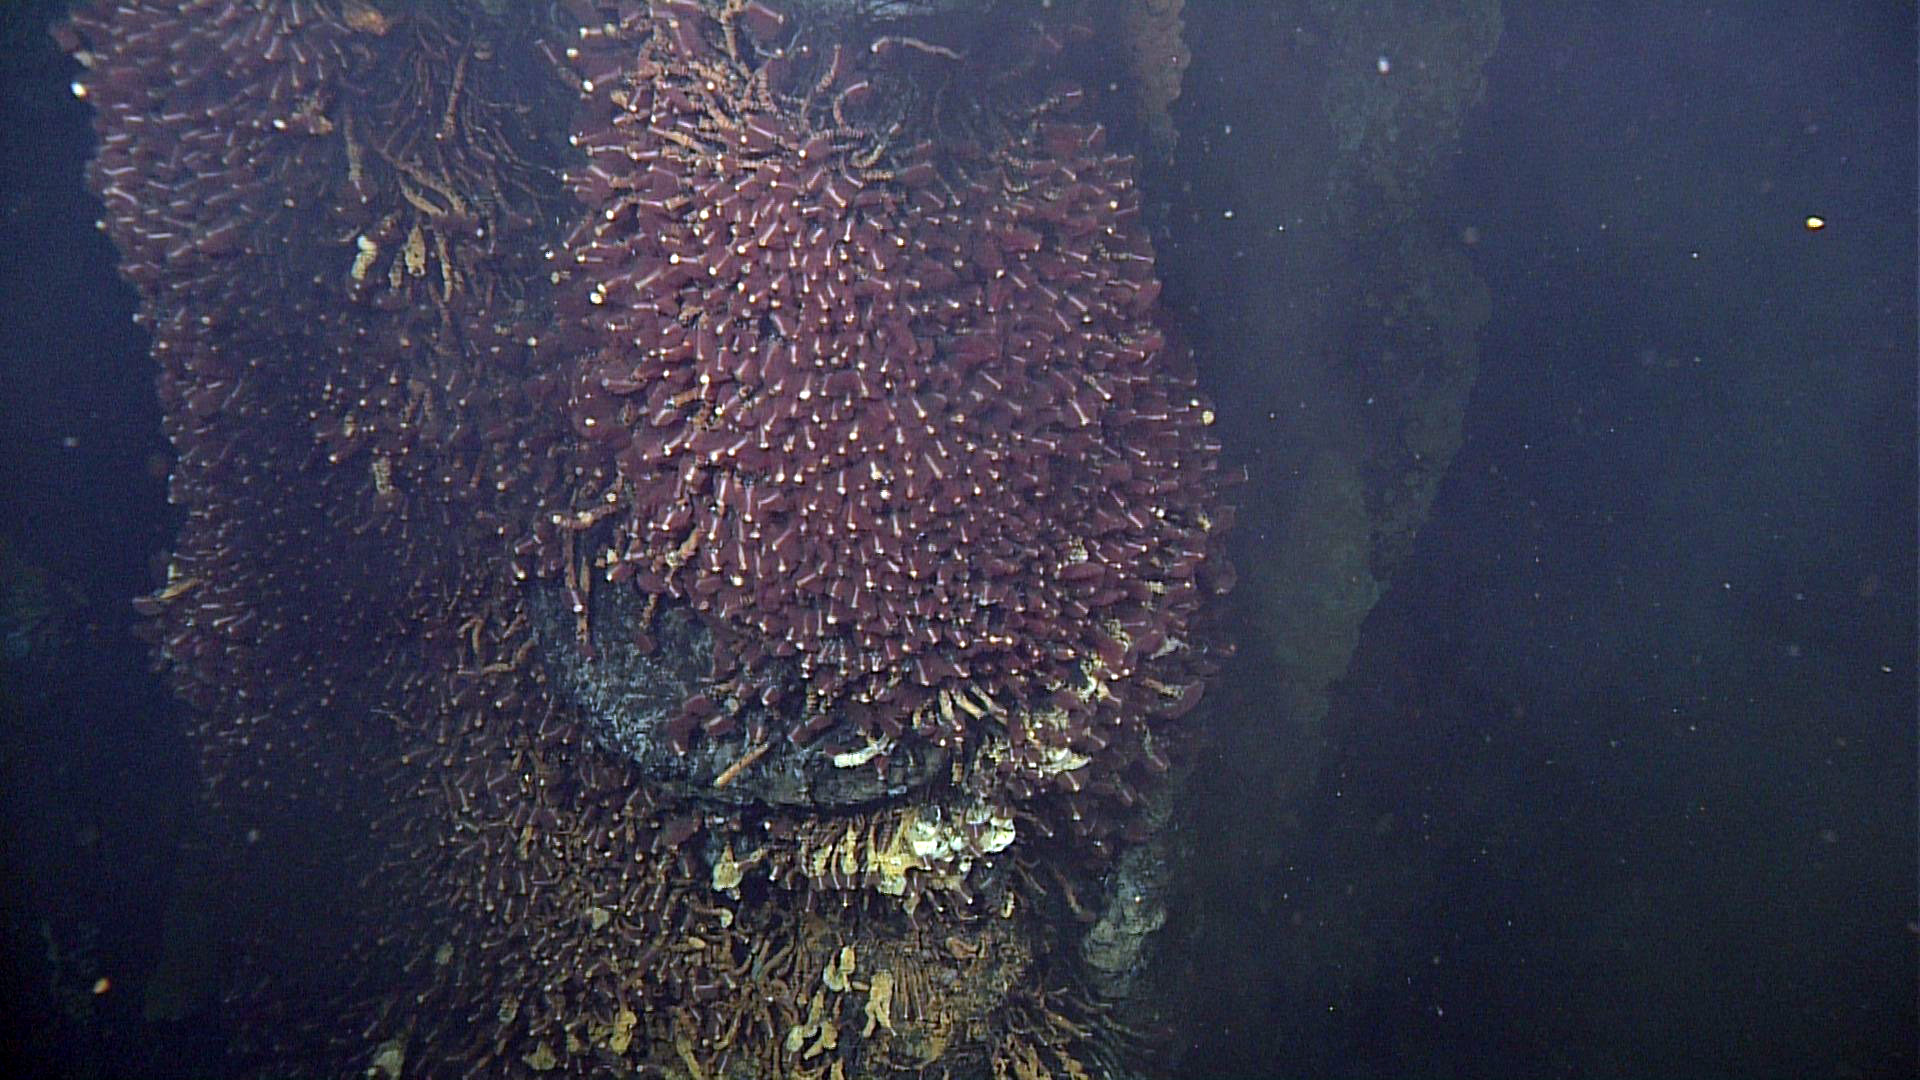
[1162,5,1916,1078]
[0,2,1912,1079]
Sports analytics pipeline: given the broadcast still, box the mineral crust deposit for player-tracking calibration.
[62,1,1232,1076]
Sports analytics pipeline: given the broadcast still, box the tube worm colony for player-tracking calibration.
[62,1,1231,1076]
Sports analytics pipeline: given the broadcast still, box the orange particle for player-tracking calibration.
[340,0,390,35]
[91,977,111,995]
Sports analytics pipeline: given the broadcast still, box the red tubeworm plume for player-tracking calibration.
[552,0,1231,800]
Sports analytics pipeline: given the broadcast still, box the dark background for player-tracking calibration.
[1,1,201,1074]
[1,2,1914,1078]
[1166,3,1916,1078]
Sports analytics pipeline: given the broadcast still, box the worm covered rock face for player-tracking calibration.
[547,0,1231,806]
[64,0,1233,1075]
